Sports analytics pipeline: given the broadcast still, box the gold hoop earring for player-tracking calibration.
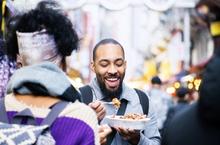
[16,62,22,68]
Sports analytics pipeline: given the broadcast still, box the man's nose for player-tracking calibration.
[108,64,117,74]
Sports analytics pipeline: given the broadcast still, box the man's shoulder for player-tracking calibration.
[132,88,149,98]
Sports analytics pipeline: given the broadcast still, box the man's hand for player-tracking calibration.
[114,127,140,145]
[99,124,112,145]
[89,101,106,121]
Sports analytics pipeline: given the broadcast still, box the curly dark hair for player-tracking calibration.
[6,1,79,61]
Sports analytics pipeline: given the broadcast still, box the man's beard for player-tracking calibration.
[97,78,123,100]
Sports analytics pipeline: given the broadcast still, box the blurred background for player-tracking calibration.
[1,0,213,101]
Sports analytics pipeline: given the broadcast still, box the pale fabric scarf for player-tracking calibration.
[16,29,62,66]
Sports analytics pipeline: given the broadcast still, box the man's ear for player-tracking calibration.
[90,61,95,72]
[124,60,127,69]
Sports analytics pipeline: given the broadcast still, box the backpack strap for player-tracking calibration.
[79,85,93,105]
[41,101,69,126]
[134,89,149,135]
[134,89,149,115]
[14,101,69,126]
[0,99,9,123]
[13,108,36,125]
[106,99,128,145]
[0,98,68,127]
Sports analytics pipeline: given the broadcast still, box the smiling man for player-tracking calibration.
[91,40,126,99]
[80,38,160,145]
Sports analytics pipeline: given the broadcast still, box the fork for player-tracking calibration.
[102,102,114,105]
[102,102,118,115]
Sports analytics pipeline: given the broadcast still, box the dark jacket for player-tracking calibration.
[162,54,220,145]
[162,102,220,145]
[166,100,189,120]
[162,100,189,132]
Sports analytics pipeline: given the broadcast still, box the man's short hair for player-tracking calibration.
[92,38,124,61]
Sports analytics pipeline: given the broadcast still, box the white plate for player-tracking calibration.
[105,115,150,130]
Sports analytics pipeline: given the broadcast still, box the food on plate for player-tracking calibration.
[112,98,121,108]
[114,113,146,120]
[106,113,150,130]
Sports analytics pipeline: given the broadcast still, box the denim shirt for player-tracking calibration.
[90,78,161,145]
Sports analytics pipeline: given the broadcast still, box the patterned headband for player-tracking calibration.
[16,29,57,51]
[16,29,62,66]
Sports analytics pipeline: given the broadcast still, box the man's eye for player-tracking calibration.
[115,61,124,67]
[100,63,109,67]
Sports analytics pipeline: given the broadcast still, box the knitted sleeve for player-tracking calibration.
[59,101,100,145]
[4,95,100,145]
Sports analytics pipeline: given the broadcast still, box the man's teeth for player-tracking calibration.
[107,78,118,81]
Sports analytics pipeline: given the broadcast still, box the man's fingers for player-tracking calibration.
[99,131,107,145]
[89,102,99,109]
[104,125,112,135]
[115,127,138,138]
[96,106,105,115]
[100,138,107,145]
[96,104,105,112]
[118,127,129,134]
[89,101,103,109]
[97,110,106,120]
[99,125,112,145]
[90,101,106,120]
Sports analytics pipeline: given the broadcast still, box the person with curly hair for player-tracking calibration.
[5,1,109,144]
[1,62,100,145]
[5,1,82,102]
[6,0,107,122]
[6,1,78,71]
